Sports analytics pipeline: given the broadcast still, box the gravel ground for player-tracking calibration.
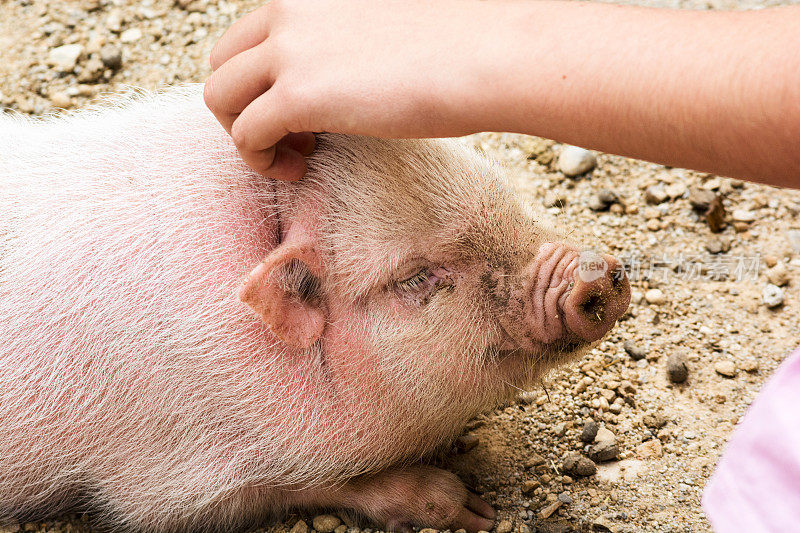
[2,0,799,532]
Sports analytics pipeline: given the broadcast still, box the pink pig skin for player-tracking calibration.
[0,85,629,532]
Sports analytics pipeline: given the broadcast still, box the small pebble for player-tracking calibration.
[100,45,123,70]
[623,341,647,360]
[557,492,573,505]
[120,27,143,43]
[455,433,479,453]
[589,440,619,463]
[592,514,619,532]
[732,209,757,223]
[665,182,687,198]
[646,219,661,231]
[741,360,760,373]
[645,184,668,205]
[580,419,599,443]
[642,412,668,429]
[637,439,664,459]
[705,238,730,254]
[588,427,619,462]
[594,426,616,445]
[289,520,308,533]
[558,145,597,177]
[763,284,785,308]
[688,187,716,211]
[667,352,689,383]
[588,189,618,211]
[705,196,727,233]
[714,360,737,378]
[644,288,666,305]
[313,515,341,533]
[538,500,562,520]
[522,479,540,494]
[49,92,72,108]
[526,453,546,467]
[495,520,513,533]
[47,44,83,71]
[766,262,789,286]
[562,452,598,477]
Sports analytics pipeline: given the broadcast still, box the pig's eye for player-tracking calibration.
[397,270,431,292]
[395,266,450,304]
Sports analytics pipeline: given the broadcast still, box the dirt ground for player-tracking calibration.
[1,0,799,532]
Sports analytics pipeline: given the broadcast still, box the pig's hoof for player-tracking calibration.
[370,466,495,533]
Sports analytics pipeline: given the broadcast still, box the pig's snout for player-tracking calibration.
[508,243,630,347]
[562,251,630,342]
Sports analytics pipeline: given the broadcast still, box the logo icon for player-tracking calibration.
[577,250,608,282]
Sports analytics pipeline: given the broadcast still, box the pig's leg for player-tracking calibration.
[289,465,496,533]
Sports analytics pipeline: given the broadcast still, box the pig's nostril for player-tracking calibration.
[579,292,605,323]
[610,268,626,292]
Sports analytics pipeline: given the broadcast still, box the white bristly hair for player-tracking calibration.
[0,85,574,532]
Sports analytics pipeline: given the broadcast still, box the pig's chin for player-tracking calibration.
[487,333,588,372]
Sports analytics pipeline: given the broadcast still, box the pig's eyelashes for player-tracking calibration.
[395,268,449,305]
[397,270,432,292]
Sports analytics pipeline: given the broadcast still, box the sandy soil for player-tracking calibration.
[1,0,799,532]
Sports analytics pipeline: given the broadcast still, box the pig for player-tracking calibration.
[0,85,630,532]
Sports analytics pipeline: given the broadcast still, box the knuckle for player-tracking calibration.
[209,43,225,71]
[230,119,251,150]
[202,78,219,112]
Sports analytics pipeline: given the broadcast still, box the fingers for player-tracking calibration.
[239,134,314,181]
[204,40,276,133]
[205,3,316,179]
[229,85,300,172]
[283,132,316,156]
[210,3,273,71]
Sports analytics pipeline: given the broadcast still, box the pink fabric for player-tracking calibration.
[703,348,800,532]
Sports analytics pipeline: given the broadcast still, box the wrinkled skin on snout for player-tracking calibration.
[0,87,629,533]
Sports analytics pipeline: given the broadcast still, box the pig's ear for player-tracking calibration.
[239,232,326,349]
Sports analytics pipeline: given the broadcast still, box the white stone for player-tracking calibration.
[732,209,757,222]
[714,360,737,378]
[49,92,72,108]
[666,182,687,198]
[558,145,597,177]
[594,426,617,445]
[48,44,83,71]
[120,28,143,43]
[644,288,666,305]
[763,284,784,308]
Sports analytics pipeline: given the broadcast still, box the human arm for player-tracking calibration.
[204,0,800,186]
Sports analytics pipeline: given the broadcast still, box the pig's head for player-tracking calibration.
[240,135,630,415]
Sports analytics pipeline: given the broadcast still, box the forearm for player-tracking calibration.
[457,2,800,186]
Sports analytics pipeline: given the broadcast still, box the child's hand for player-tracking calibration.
[206,0,800,186]
[204,0,493,179]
